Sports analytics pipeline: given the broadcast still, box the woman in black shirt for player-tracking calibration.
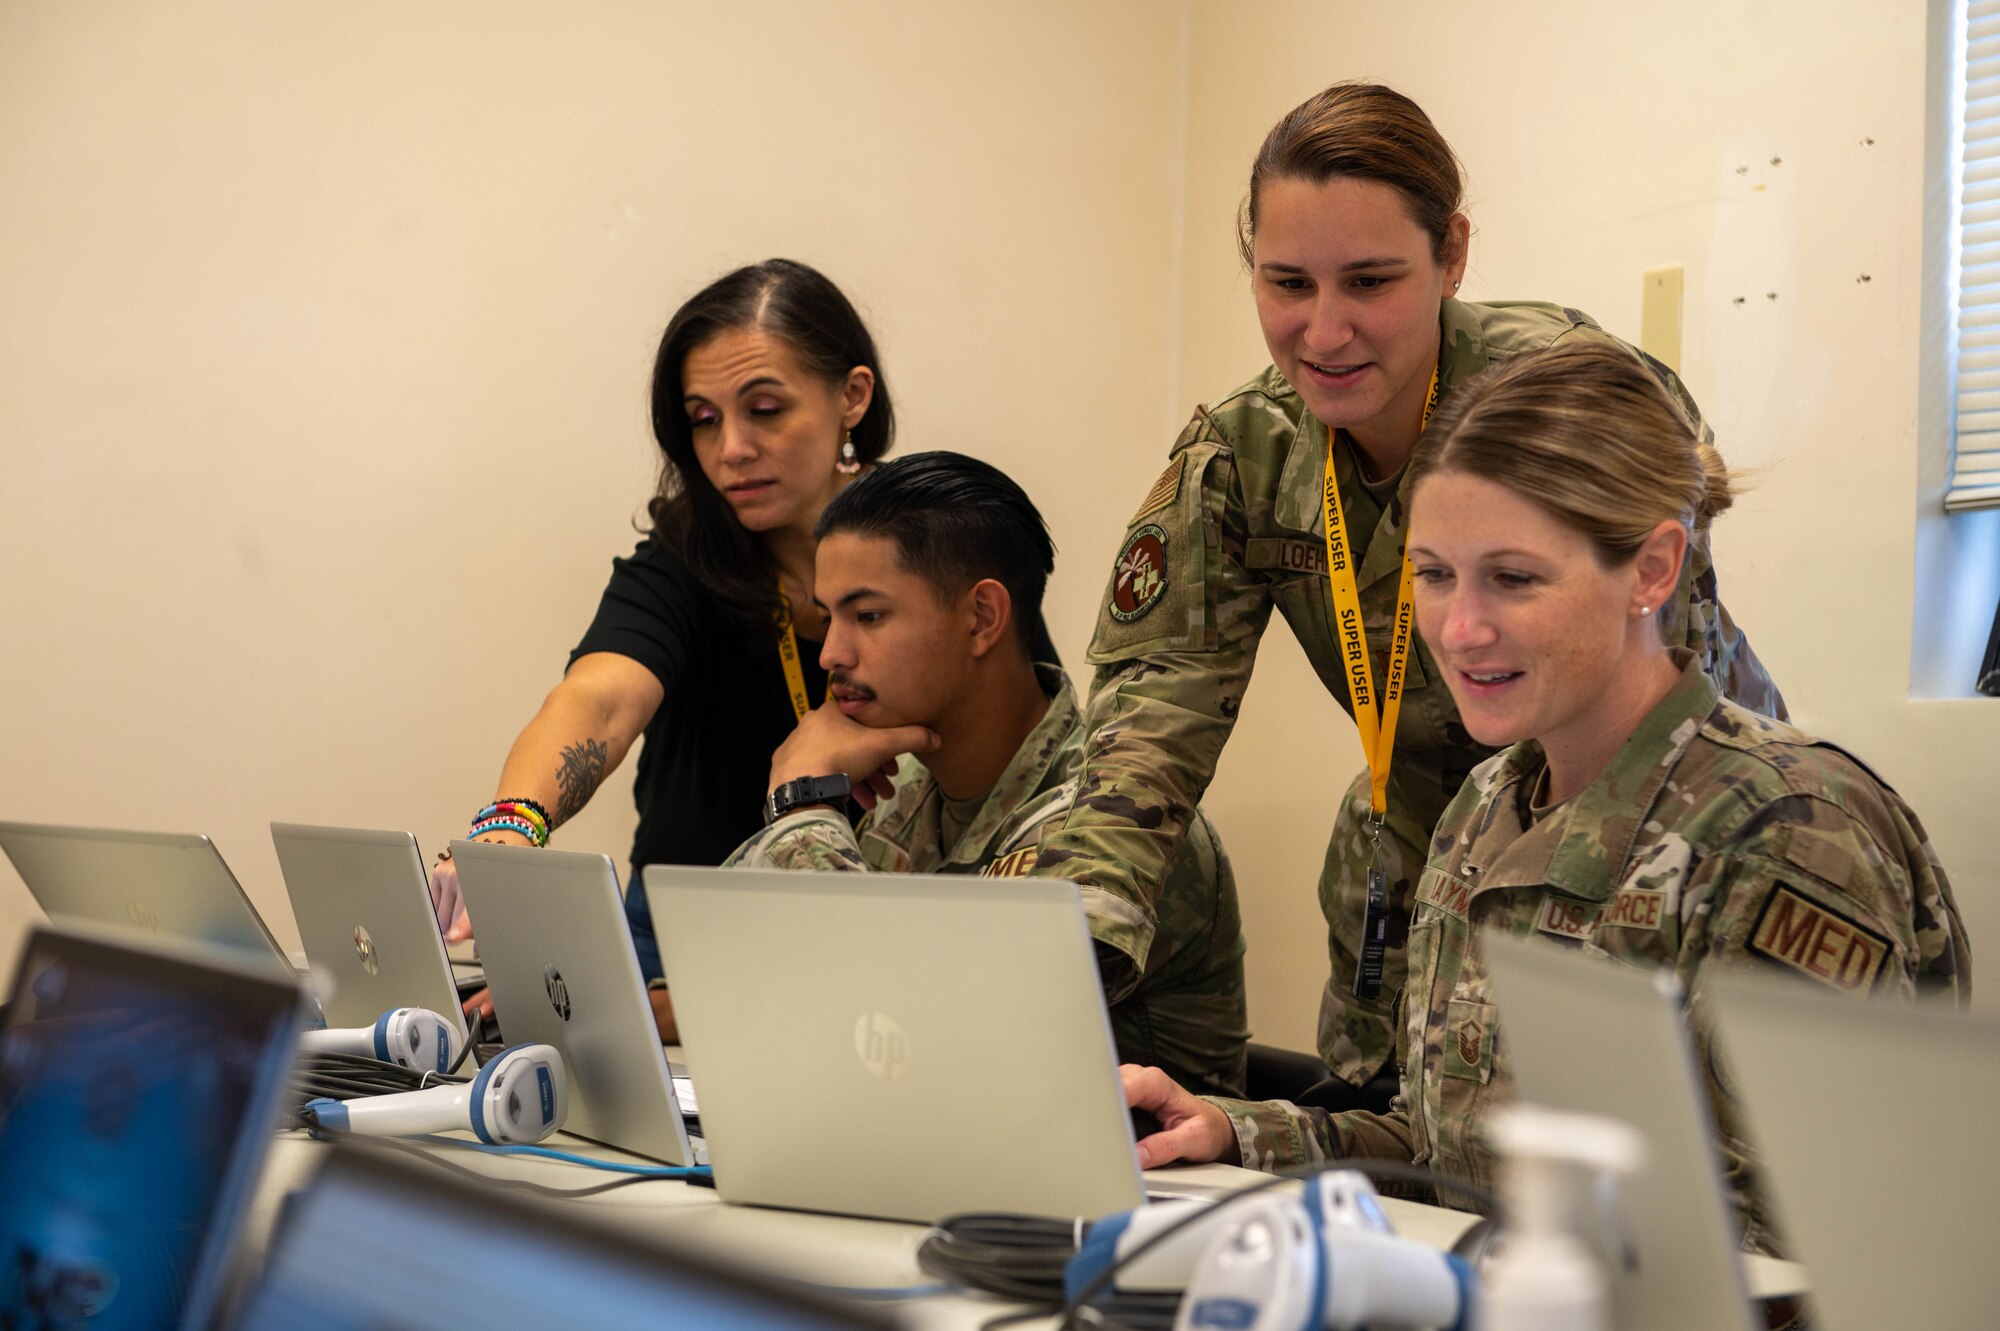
[432,259,896,1037]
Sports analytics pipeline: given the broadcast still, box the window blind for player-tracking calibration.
[1953,0,2000,510]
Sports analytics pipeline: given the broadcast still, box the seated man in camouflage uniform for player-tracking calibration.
[726,451,1250,1098]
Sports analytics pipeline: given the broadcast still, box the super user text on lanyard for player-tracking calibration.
[777,590,813,723]
[1321,364,1439,999]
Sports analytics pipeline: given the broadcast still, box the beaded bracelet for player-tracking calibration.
[475,799,549,838]
[484,791,548,823]
[468,815,545,847]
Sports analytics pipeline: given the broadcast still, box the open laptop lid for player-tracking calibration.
[450,839,695,1166]
[0,923,307,1329]
[645,864,1144,1224]
[1707,971,1994,1330]
[1480,930,1756,1331]
[269,823,468,1043]
[0,821,296,984]
[230,1140,887,1329]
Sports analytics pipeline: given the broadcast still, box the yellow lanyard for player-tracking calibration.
[777,591,813,722]
[1318,363,1440,818]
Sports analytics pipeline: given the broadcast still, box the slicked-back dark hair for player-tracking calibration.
[645,259,895,639]
[1239,82,1464,266]
[815,451,1056,657]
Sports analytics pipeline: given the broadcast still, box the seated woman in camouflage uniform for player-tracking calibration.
[1034,82,1785,1107]
[1123,343,1971,1253]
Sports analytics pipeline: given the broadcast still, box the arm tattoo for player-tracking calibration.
[553,738,609,826]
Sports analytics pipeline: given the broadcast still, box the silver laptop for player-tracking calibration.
[644,865,1146,1224]
[0,821,296,984]
[1708,971,1993,1330]
[270,824,470,1048]
[450,839,697,1166]
[1480,931,1756,1331]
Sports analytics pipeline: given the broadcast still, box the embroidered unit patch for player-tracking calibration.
[1110,524,1170,623]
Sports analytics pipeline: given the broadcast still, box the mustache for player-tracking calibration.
[828,672,875,700]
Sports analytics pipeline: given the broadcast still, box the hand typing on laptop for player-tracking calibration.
[1120,1064,1234,1169]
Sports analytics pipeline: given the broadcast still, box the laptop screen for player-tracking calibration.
[230,1143,886,1329]
[0,926,304,1330]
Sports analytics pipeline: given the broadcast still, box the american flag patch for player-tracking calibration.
[1128,458,1183,524]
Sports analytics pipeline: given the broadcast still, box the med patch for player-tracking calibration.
[1749,883,1891,995]
[1110,524,1170,623]
[981,846,1039,879]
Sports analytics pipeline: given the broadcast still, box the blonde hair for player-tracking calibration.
[1239,82,1464,267]
[1409,342,1735,566]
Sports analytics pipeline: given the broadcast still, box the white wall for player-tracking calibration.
[4,2,1991,1047]
[0,0,1188,960]
[1180,0,2000,1046]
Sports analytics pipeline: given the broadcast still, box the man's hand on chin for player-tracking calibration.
[769,701,939,811]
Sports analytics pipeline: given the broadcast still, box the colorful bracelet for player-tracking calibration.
[471,798,551,846]
[486,798,551,832]
[475,800,548,836]
[468,815,545,847]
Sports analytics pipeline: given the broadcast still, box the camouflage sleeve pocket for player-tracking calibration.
[1085,442,1226,663]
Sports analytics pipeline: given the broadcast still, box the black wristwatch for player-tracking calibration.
[765,774,852,825]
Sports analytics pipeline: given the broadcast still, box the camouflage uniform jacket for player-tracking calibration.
[1037,298,1786,1085]
[725,667,1250,1098]
[1215,654,1970,1254]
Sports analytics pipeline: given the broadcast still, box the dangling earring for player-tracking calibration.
[836,430,861,476]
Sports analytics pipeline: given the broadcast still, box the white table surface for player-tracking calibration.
[252,1127,1804,1328]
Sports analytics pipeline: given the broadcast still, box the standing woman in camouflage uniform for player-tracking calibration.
[1035,83,1785,1102]
[1124,343,1969,1250]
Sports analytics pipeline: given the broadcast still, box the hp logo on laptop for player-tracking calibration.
[125,902,162,934]
[853,1012,911,1082]
[352,925,379,976]
[544,964,571,1022]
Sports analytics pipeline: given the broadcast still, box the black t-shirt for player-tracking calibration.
[569,537,828,979]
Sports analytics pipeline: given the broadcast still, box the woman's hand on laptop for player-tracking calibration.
[430,854,469,939]
[431,831,536,943]
[1121,1064,1234,1169]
